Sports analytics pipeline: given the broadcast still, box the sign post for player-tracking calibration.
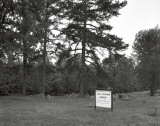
[95,90,113,111]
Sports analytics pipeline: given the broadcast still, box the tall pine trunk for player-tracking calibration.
[80,0,87,96]
[80,28,86,96]
[42,26,47,96]
[22,39,28,95]
[41,0,49,96]
[150,41,159,96]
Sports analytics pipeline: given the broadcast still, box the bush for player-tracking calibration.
[45,82,64,96]
[26,77,41,95]
[0,64,23,96]
[0,80,9,96]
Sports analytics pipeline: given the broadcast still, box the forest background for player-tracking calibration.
[0,0,160,96]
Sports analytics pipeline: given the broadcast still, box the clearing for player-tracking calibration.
[0,93,160,126]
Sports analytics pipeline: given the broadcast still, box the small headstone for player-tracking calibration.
[123,96,130,101]
[47,95,51,99]
[118,94,123,99]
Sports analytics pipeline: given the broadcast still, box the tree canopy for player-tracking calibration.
[133,26,160,95]
[61,0,128,95]
[2,0,154,97]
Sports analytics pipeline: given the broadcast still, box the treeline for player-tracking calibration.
[0,54,138,96]
[0,0,160,96]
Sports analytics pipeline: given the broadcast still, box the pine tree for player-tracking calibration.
[61,0,128,96]
[32,0,60,95]
[14,0,41,95]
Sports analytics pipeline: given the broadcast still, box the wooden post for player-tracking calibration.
[111,90,113,111]
[95,90,96,110]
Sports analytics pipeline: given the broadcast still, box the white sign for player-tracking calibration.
[96,90,112,108]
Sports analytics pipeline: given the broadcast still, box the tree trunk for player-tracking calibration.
[80,0,87,96]
[42,26,47,95]
[150,40,159,96]
[150,73,158,96]
[80,31,86,96]
[41,1,49,96]
[7,50,14,66]
[22,40,28,96]
[150,88,154,96]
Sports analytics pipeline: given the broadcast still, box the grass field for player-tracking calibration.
[0,93,160,126]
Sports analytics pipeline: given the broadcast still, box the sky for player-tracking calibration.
[109,0,160,56]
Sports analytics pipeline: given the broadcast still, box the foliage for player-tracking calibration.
[115,57,136,92]
[0,0,146,96]
[133,26,160,95]
[0,64,22,95]
[102,55,136,93]
[0,0,62,95]
[61,0,128,95]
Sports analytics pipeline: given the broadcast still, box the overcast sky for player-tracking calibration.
[109,0,160,56]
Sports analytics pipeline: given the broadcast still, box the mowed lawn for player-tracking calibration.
[0,93,160,126]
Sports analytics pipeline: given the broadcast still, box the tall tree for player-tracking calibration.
[0,1,33,96]
[133,26,160,96]
[32,0,60,95]
[15,0,40,95]
[61,0,128,95]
